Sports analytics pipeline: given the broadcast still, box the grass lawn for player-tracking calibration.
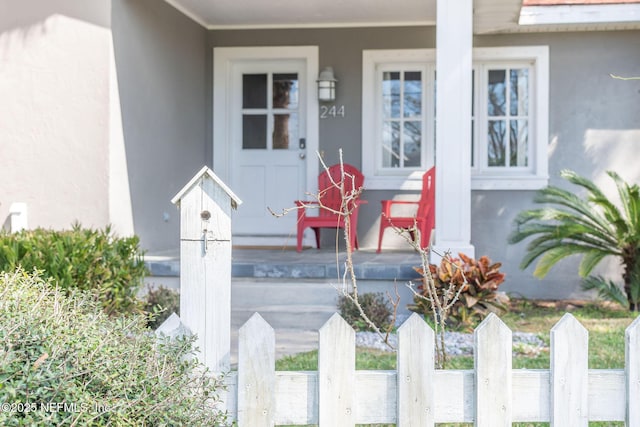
[275,299,638,427]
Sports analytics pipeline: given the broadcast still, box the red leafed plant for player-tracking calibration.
[409,253,509,330]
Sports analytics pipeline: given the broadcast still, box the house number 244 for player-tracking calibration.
[320,105,345,119]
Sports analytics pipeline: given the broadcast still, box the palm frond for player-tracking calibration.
[533,244,606,278]
[533,185,616,236]
[581,275,628,308]
[561,170,625,222]
[578,250,611,277]
[609,171,640,238]
[510,218,618,252]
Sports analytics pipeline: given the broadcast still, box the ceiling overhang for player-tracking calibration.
[165,0,640,32]
[165,0,437,30]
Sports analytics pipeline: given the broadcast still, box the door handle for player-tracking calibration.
[299,153,306,159]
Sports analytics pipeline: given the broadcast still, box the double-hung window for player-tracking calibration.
[362,47,548,190]
[363,50,435,190]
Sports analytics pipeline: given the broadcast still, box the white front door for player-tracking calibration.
[213,46,319,244]
[229,60,308,236]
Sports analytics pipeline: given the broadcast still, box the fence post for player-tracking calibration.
[397,313,435,427]
[238,313,275,426]
[171,166,242,373]
[318,313,355,426]
[550,313,588,427]
[475,313,512,426]
[627,316,640,426]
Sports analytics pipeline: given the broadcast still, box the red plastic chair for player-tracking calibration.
[376,167,435,253]
[295,164,367,252]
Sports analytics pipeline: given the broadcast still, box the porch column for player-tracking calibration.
[433,0,475,260]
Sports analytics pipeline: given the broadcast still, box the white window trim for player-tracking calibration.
[362,46,549,191]
[362,49,435,190]
[471,46,549,190]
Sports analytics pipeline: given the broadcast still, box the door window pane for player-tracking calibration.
[273,73,298,109]
[242,115,267,149]
[273,113,298,149]
[243,74,267,109]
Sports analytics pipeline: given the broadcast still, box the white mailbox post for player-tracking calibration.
[171,166,242,372]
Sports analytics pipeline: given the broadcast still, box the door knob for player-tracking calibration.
[299,153,306,159]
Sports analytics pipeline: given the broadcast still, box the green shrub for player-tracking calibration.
[144,284,181,329]
[0,270,229,426]
[337,291,393,331]
[409,253,509,330]
[0,224,147,315]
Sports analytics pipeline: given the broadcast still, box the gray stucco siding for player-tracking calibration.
[209,27,640,298]
[0,1,113,232]
[112,0,210,252]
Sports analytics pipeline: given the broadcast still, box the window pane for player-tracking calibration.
[488,70,506,116]
[487,120,506,166]
[382,72,401,118]
[273,113,297,149]
[510,69,529,116]
[382,121,400,167]
[243,74,267,109]
[404,71,422,118]
[273,73,298,109]
[510,119,528,167]
[242,115,267,149]
[403,121,421,167]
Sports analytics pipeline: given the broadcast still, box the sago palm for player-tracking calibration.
[508,169,640,311]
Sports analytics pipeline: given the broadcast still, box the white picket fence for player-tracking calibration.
[221,311,640,426]
[170,169,640,426]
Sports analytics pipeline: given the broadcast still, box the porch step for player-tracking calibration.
[145,247,423,281]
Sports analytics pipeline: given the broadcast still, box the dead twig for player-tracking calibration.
[271,149,396,350]
[391,221,468,368]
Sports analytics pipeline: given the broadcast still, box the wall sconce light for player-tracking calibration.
[317,66,337,102]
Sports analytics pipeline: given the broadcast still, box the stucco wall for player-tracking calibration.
[1,0,209,253]
[0,1,113,232]
[210,27,640,298]
[112,0,209,252]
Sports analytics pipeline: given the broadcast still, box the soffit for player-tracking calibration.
[165,0,437,29]
[165,0,640,32]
